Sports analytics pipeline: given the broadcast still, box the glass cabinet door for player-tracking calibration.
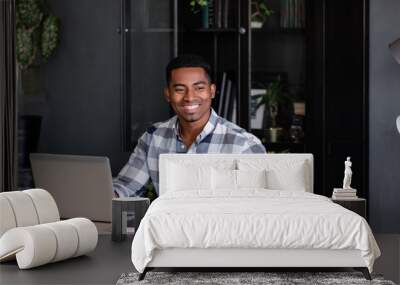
[250,0,307,153]
[124,0,177,149]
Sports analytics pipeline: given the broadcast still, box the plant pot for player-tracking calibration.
[21,66,43,96]
[268,127,283,143]
[251,21,263,28]
[17,115,42,189]
[18,115,42,169]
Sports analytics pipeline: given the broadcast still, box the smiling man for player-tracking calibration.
[113,55,266,197]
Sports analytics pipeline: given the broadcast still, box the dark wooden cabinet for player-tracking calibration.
[122,0,177,149]
[332,198,367,219]
[124,0,369,200]
[177,0,249,127]
[177,0,369,199]
[309,0,369,198]
[250,0,310,153]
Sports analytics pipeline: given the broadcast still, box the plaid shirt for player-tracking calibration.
[113,109,266,197]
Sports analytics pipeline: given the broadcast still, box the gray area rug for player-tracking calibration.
[116,272,396,285]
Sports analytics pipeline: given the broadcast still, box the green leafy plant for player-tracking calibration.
[256,76,290,127]
[41,15,59,59]
[16,0,43,28]
[190,0,207,13]
[16,0,60,69]
[257,77,284,107]
[251,0,274,23]
[143,181,157,202]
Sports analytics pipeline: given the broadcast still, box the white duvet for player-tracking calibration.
[131,190,380,273]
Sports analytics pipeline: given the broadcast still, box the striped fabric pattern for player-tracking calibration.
[113,109,266,197]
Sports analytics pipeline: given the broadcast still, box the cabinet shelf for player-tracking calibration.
[148,0,368,197]
[130,28,174,33]
[180,28,239,33]
[263,141,306,153]
[143,28,174,33]
[251,28,305,35]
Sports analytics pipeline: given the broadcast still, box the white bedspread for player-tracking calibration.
[131,190,380,273]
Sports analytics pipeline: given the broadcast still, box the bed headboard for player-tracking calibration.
[159,154,314,195]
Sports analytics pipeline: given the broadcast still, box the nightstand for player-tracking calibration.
[331,198,367,219]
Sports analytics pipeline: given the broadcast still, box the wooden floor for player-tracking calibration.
[0,235,133,285]
[373,234,400,284]
[0,233,398,285]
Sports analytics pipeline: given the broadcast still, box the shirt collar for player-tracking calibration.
[173,108,219,142]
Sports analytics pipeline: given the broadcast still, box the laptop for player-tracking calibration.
[30,153,113,222]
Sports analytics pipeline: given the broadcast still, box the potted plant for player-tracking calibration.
[16,0,60,75]
[251,0,274,28]
[16,0,60,99]
[190,0,207,12]
[189,0,210,28]
[16,0,60,186]
[256,76,289,142]
[144,181,157,202]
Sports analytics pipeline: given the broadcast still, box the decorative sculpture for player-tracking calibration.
[342,157,353,189]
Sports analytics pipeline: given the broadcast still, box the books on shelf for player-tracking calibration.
[208,0,214,28]
[332,194,359,200]
[217,72,227,115]
[227,84,237,124]
[217,71,237,124]
[280,0,305,29]
[201,0,230,29]
[333,192,357,197]
[222,0,229,28]
[231,94,237,124]
[333,188,357,193]
[215,0,222,28]
[250,89,266,129]
[223,79,232,119]
[332,188,358,200]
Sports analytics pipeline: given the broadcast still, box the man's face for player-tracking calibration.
[165,67,216,124]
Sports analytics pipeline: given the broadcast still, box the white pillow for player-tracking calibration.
[167,163,212,192]
[212,169,268,191]
[212,168,236,190]
[166,158,236,170]
[266,167,306,191]
[237,159,308,191]
[236,169,268,189]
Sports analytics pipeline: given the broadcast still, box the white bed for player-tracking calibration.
[131,154,380,280]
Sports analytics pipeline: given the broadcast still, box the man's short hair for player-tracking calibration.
[166,54,212,85]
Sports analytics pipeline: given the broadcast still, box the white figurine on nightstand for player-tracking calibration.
[332,157,357,199]
[343,157,353,189]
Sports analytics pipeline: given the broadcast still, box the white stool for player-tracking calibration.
[0,189,98,269]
